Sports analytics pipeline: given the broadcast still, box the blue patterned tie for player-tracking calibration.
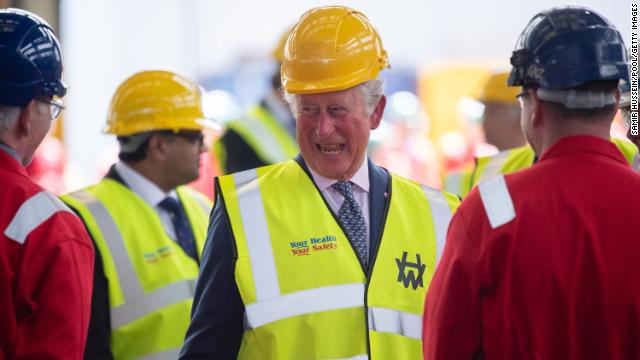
[158,197,198,261]
[332,181,368,267]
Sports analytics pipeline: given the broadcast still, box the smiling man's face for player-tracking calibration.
[294,86,383,180]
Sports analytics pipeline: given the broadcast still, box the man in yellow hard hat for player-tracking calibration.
[444,71,524,197]
[180,6,459,359]
[61,70,213,359]
[444,71,638,199]
[479,71,526,151]
[213,27,299,174]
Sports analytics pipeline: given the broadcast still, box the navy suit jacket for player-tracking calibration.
[179,156,390,359]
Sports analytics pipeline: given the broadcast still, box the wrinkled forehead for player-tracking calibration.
[297,86,362,106]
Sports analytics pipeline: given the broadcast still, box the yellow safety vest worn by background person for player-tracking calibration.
[442,163,476,199]
[214,105,299,171]
[445,138,639,198]
[219,160,459,359]
[61,179,211,359]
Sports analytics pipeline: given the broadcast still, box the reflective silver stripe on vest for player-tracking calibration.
[478,175,515,229]
[68,190,144,301]
[368,306,422,340]
[69,190,196,328]
[333,355,369,360]
[236,113,290,163]
[478,149,513,183]
[234,168,280,301]
[421,186,453,266]
[111,279,196,328]
[443,172,463,195]
[138,348,181,360]
[188,190,212,216]
[245,282,365,329]
[5,191,73,244]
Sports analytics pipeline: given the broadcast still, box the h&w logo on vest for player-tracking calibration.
[396,251,426,290]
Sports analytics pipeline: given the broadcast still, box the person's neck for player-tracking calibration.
[125,160,175,193]
[539,119,612,155]
[0,135,28,165]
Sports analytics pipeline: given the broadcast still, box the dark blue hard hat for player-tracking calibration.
[619,48,632,96]
[508,6,628,90]
[0,8,67,107]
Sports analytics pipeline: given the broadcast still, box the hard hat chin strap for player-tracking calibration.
[536,88,617,109]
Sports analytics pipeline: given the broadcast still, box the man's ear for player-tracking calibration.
[16,100,37,137]
[370,94,386,130]
[529,89,544,128]
[146,134,168,161]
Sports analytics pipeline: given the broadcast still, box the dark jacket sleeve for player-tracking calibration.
[179,186,245,359]
[83,236,113,360]
[219,129,268,174]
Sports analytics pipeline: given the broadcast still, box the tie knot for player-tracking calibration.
[332,181,354,198]
[158,196,181,214]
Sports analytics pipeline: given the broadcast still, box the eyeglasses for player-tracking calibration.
[37,98,65,120]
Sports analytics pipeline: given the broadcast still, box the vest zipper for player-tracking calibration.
[296,160,391,358]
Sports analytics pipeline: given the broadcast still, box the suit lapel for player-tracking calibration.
[367,160,390,266]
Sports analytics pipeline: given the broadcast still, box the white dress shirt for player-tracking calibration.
[114,161,179,241]
[308,156,370,256]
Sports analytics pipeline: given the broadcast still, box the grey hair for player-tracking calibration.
[284,78,385,117]
[0,105,21,132]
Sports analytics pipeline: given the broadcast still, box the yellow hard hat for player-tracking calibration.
[104,70,210,136]
[271,27,292,63]
[281,6,390,94]
[479,71,521,105]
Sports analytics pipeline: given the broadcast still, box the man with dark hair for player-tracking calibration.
[424,6,640,359]
[62,70,213,359]
[0,8,95,359]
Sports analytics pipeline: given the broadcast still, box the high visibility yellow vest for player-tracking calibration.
[218,160,459,359]
[455,138,639,198]
[471,145,536,188]
[61,179,211,360]
[442,163,475,198]
[214,105,299,172]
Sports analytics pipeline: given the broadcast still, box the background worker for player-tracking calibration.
[62,70,213,359]
[444,71,524,197]
[619,74,640,152]
[0,8,95,359]
[423,6,640,359]
[180,6,459,359]
[213,28,299,174]
[479,71,526,151]
[445,71,638,198]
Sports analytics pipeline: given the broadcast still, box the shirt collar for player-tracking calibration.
[308,155,370,193]
[114,161,177,207]
[0,142,21,163]
[539,135,628,165]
